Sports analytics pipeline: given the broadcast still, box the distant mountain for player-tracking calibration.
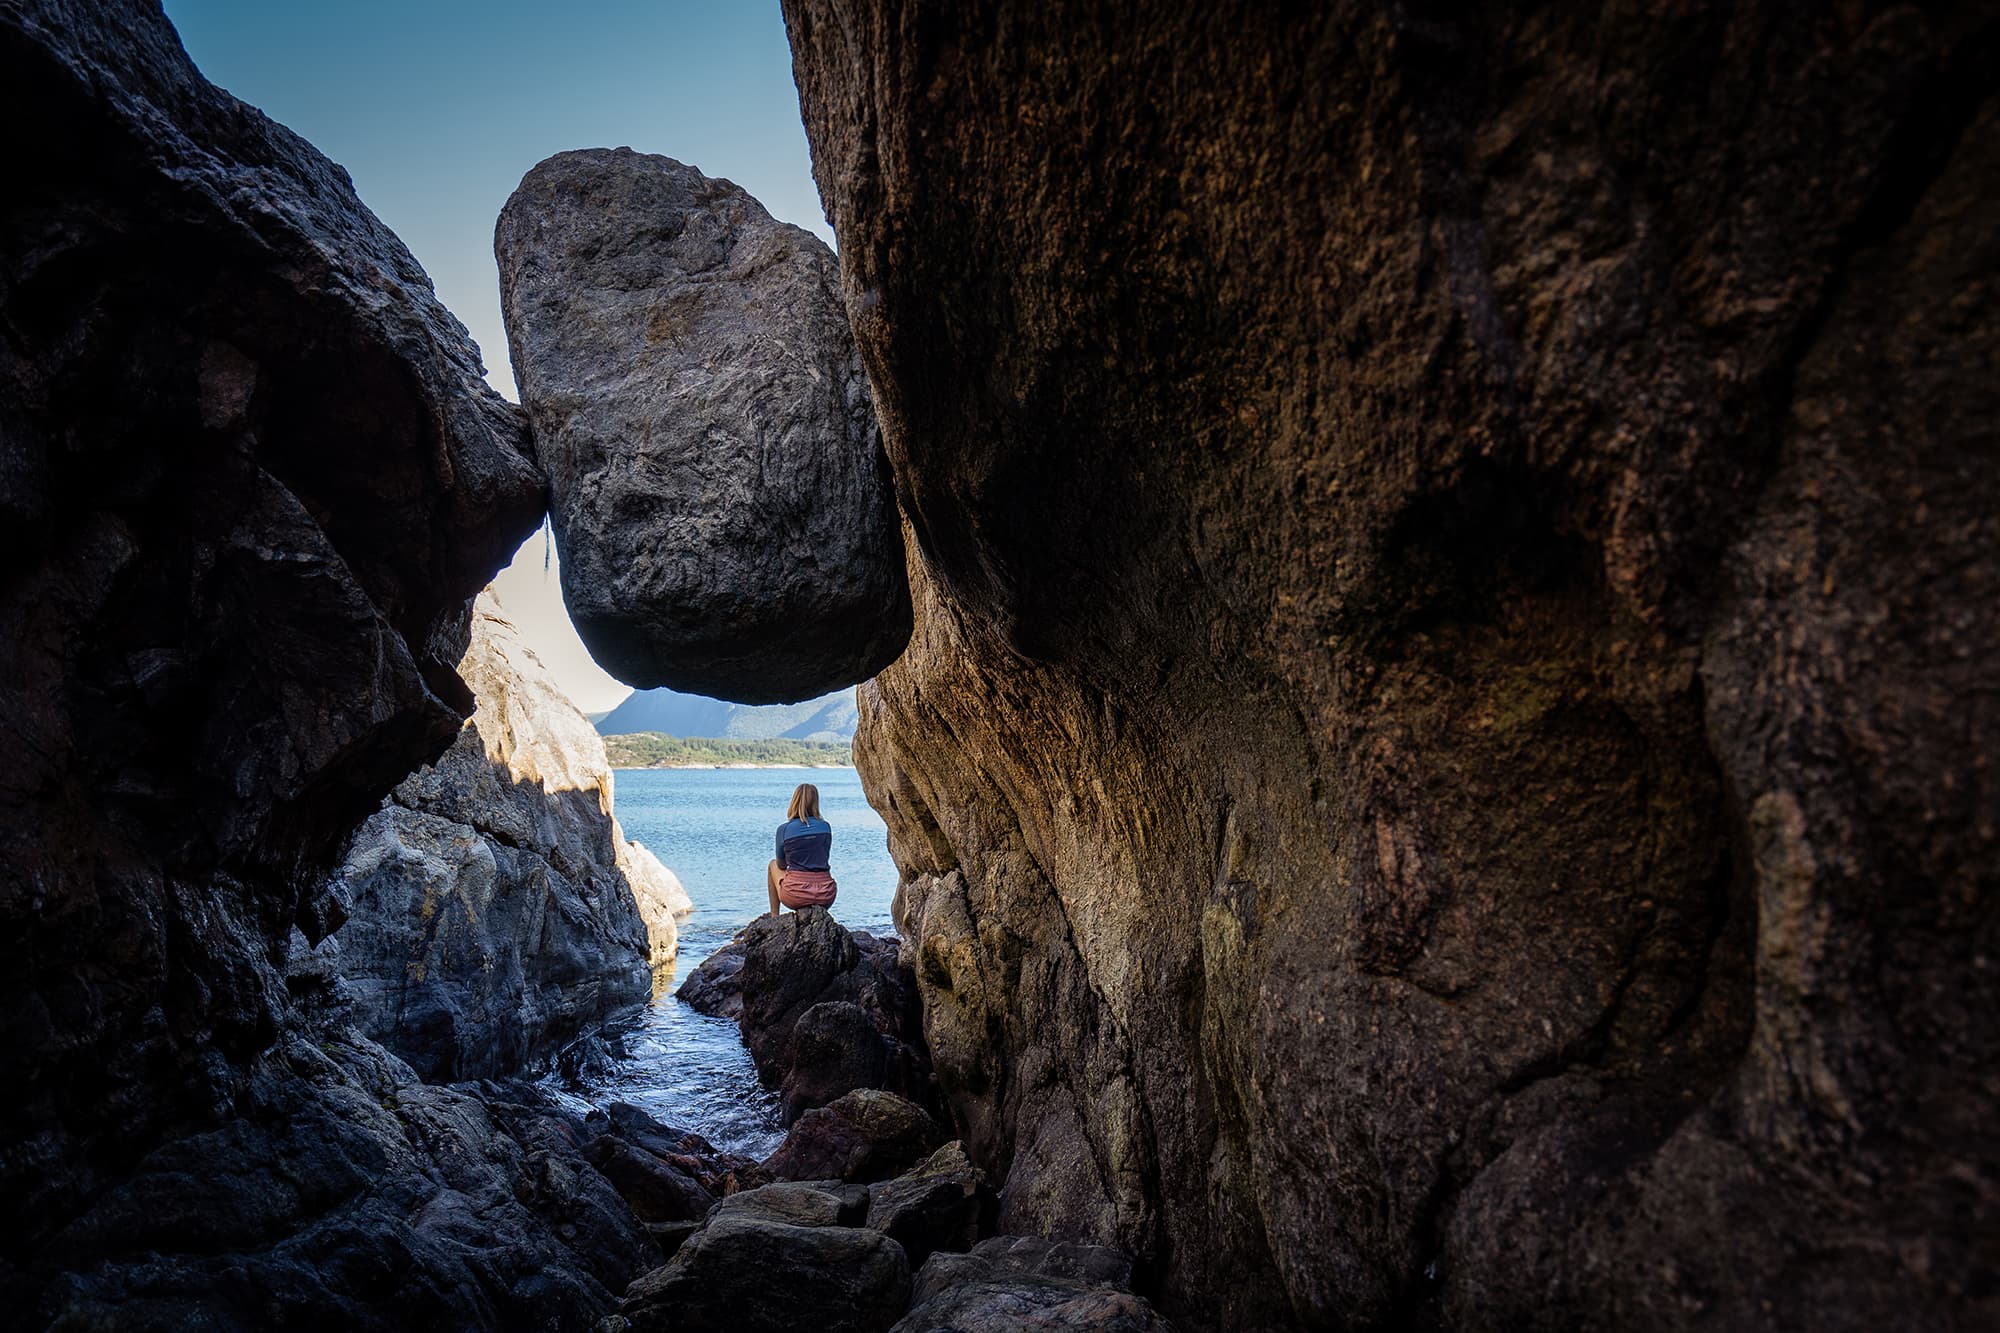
[595,687,859,743]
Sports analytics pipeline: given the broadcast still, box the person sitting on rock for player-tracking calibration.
[768,782,837,916]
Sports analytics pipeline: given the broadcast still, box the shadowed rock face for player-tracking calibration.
[683,909,934,1124]
[782,2,1998,1330]
[495,147,910,703]
[302,593,691,1081]
[0,1,613,1322]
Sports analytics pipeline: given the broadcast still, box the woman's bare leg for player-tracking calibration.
[767,859,783,917]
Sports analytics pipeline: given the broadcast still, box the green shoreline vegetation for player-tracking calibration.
[603,732,853,769]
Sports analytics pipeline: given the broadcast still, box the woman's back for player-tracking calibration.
[776,814,832,872]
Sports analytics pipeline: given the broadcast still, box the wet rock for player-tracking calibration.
[495,147,909,702]
[306,594,691,1080]
[584,1135,716,1224]
[619,1209,909,1333]
[596,1102,771,1199]
[865,1141,989,1267]
[731,909,932,1121]
[786,1,2000,1328]
[766,1088,943,1184]
[675,937,748,1019]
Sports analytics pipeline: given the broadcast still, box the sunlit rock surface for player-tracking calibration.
[496,147,910,702]
[308,593,694,1080]
[784,2,2000,1329]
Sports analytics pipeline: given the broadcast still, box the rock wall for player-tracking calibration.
[0,2,659,1323]
[304,593,692,1082]
[783,3,1998,1329]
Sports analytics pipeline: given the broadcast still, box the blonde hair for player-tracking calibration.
[787,783,821,821]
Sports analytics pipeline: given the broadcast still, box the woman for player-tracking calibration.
[768,782,837,916]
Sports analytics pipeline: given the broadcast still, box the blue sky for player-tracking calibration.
[164,0,831,709]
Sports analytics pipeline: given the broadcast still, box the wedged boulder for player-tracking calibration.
[866,1141,989,1268]
[765,1088,942,1184]
[897,1235,1167,1333]
[495,147,909,702]
[786,1,2000,1329]
[726,910,932,1121]
[303,593,693,1080]
[618,1208,909,1333]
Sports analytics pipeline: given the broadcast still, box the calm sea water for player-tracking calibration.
[543,767,899,1157]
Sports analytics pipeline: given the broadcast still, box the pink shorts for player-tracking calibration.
[777,868,837,910]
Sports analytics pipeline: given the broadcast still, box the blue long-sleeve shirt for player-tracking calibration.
[775,816,832,872]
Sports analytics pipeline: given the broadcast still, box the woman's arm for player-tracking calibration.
[774,821,787,870]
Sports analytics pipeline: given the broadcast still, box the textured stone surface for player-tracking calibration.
[865,1140,990,1267]
[730,909,933,1122]
[784,3,1999,1330]
[0,0,587,1323]
[912,1236,1137,1305]
[675,936,749,1019]
[590,1102,771,1210]
[619,1209,910,1333]
[897,1235,1168,1333]
[713,1178,871,1229]
[28,1032,654,1331]
[304,593,691,1080]
[766,1088,943,1184]
[495,147,909,702]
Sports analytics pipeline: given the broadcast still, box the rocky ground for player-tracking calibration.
[679,908,934,1123]
[4,0,1991,1329]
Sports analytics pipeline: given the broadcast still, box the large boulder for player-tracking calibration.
[765,1088,943,1184]
[784,1,1999,1330]
[617,1198,910,1333]
[722,909,932,1122]
[494,147,909,702]
[302,593,691,1080]
[0,0,643,1324]
[865,1140,990,1267]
